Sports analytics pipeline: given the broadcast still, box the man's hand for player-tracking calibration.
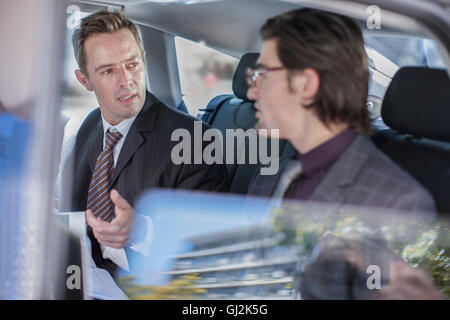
[375,261,443,300]
[86,189,134,249]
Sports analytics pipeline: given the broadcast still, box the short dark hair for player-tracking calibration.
[72,10,144,75]
[261,8,370,134]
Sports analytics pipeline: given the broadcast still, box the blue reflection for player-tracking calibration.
[0,111,31,299]
[120,190,273,287]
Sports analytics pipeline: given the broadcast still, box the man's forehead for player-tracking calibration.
[258,38,279,66]
[84,29,142,67]
[85,30,139,53]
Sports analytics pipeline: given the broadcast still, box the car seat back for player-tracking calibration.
[373,67,450,215]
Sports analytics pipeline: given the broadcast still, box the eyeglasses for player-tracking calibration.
[245,66,286,87]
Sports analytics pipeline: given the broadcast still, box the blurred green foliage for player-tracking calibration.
[117,273,206,300]
[272,202,449,298]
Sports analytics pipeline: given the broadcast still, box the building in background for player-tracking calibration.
[166,225,304,299]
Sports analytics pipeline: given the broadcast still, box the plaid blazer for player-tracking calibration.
[248,134,436,213]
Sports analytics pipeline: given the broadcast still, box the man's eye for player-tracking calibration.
[102,69,112,75]
[128,62,138,68]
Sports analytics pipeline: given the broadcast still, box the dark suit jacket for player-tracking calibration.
[248,134,436,213]
[59,91,229,276]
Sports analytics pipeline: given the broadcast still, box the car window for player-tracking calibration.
[365,35,445,97]
[61,8,98,142]
[365,35,446,69]
[117,190,449,300]
[175,37,239,116]
[364,35,445,121]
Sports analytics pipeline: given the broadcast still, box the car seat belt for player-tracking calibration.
[197,94,233,125]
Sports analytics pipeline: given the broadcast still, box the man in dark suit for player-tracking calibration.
[245,9,435,213]
[59,11,228,276]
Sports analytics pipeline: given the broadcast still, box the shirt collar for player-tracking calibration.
[101,114,137,138]
[297,129,358,178]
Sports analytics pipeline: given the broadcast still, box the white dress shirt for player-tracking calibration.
[99,115,152,271]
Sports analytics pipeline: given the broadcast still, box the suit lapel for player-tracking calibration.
[71,110,102,207]
[87,120,103,173]
[110,91,158,186]
[257,140,296,196]
[309,134,371,203]
[111,126,144,185]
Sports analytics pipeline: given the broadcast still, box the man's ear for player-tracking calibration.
[142,50,147,65]
[293,68,320,105]
[75,69,94,91]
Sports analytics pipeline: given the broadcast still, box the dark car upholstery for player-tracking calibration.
[199,53,292,194]
[372,67,450,215]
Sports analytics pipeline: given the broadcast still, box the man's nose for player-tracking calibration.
[119,67,133,88]
[247,83,259,101]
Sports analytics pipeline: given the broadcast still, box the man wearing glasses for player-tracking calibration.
[245,8,435,213]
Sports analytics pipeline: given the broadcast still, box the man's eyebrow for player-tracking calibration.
[95,63,114,73]
[255,62,267,69]
[122,55,139,63]
[94,56,139,73]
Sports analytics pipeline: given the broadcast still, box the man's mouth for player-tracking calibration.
[117,93,137,103]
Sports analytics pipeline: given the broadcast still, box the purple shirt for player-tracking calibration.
[284,129,357,200]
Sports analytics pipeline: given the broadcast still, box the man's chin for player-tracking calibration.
[255,120,270,137]
[118,98,144,113]
[255,120,281,139]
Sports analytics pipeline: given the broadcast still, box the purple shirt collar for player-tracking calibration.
[296,129,358,178]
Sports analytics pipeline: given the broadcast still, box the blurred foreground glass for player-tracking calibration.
[0,0,70,299]
[116,190,447,300]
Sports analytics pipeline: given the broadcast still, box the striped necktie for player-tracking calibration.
[87,130,123,222]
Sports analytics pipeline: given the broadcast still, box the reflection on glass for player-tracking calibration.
[117,190,448,300]
[0,110,31,299]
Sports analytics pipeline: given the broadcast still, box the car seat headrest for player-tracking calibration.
[232,53,259,101]
[381,66,450,141]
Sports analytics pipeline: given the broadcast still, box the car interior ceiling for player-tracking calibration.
[118,0,443,59]
[76,0,450,60]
